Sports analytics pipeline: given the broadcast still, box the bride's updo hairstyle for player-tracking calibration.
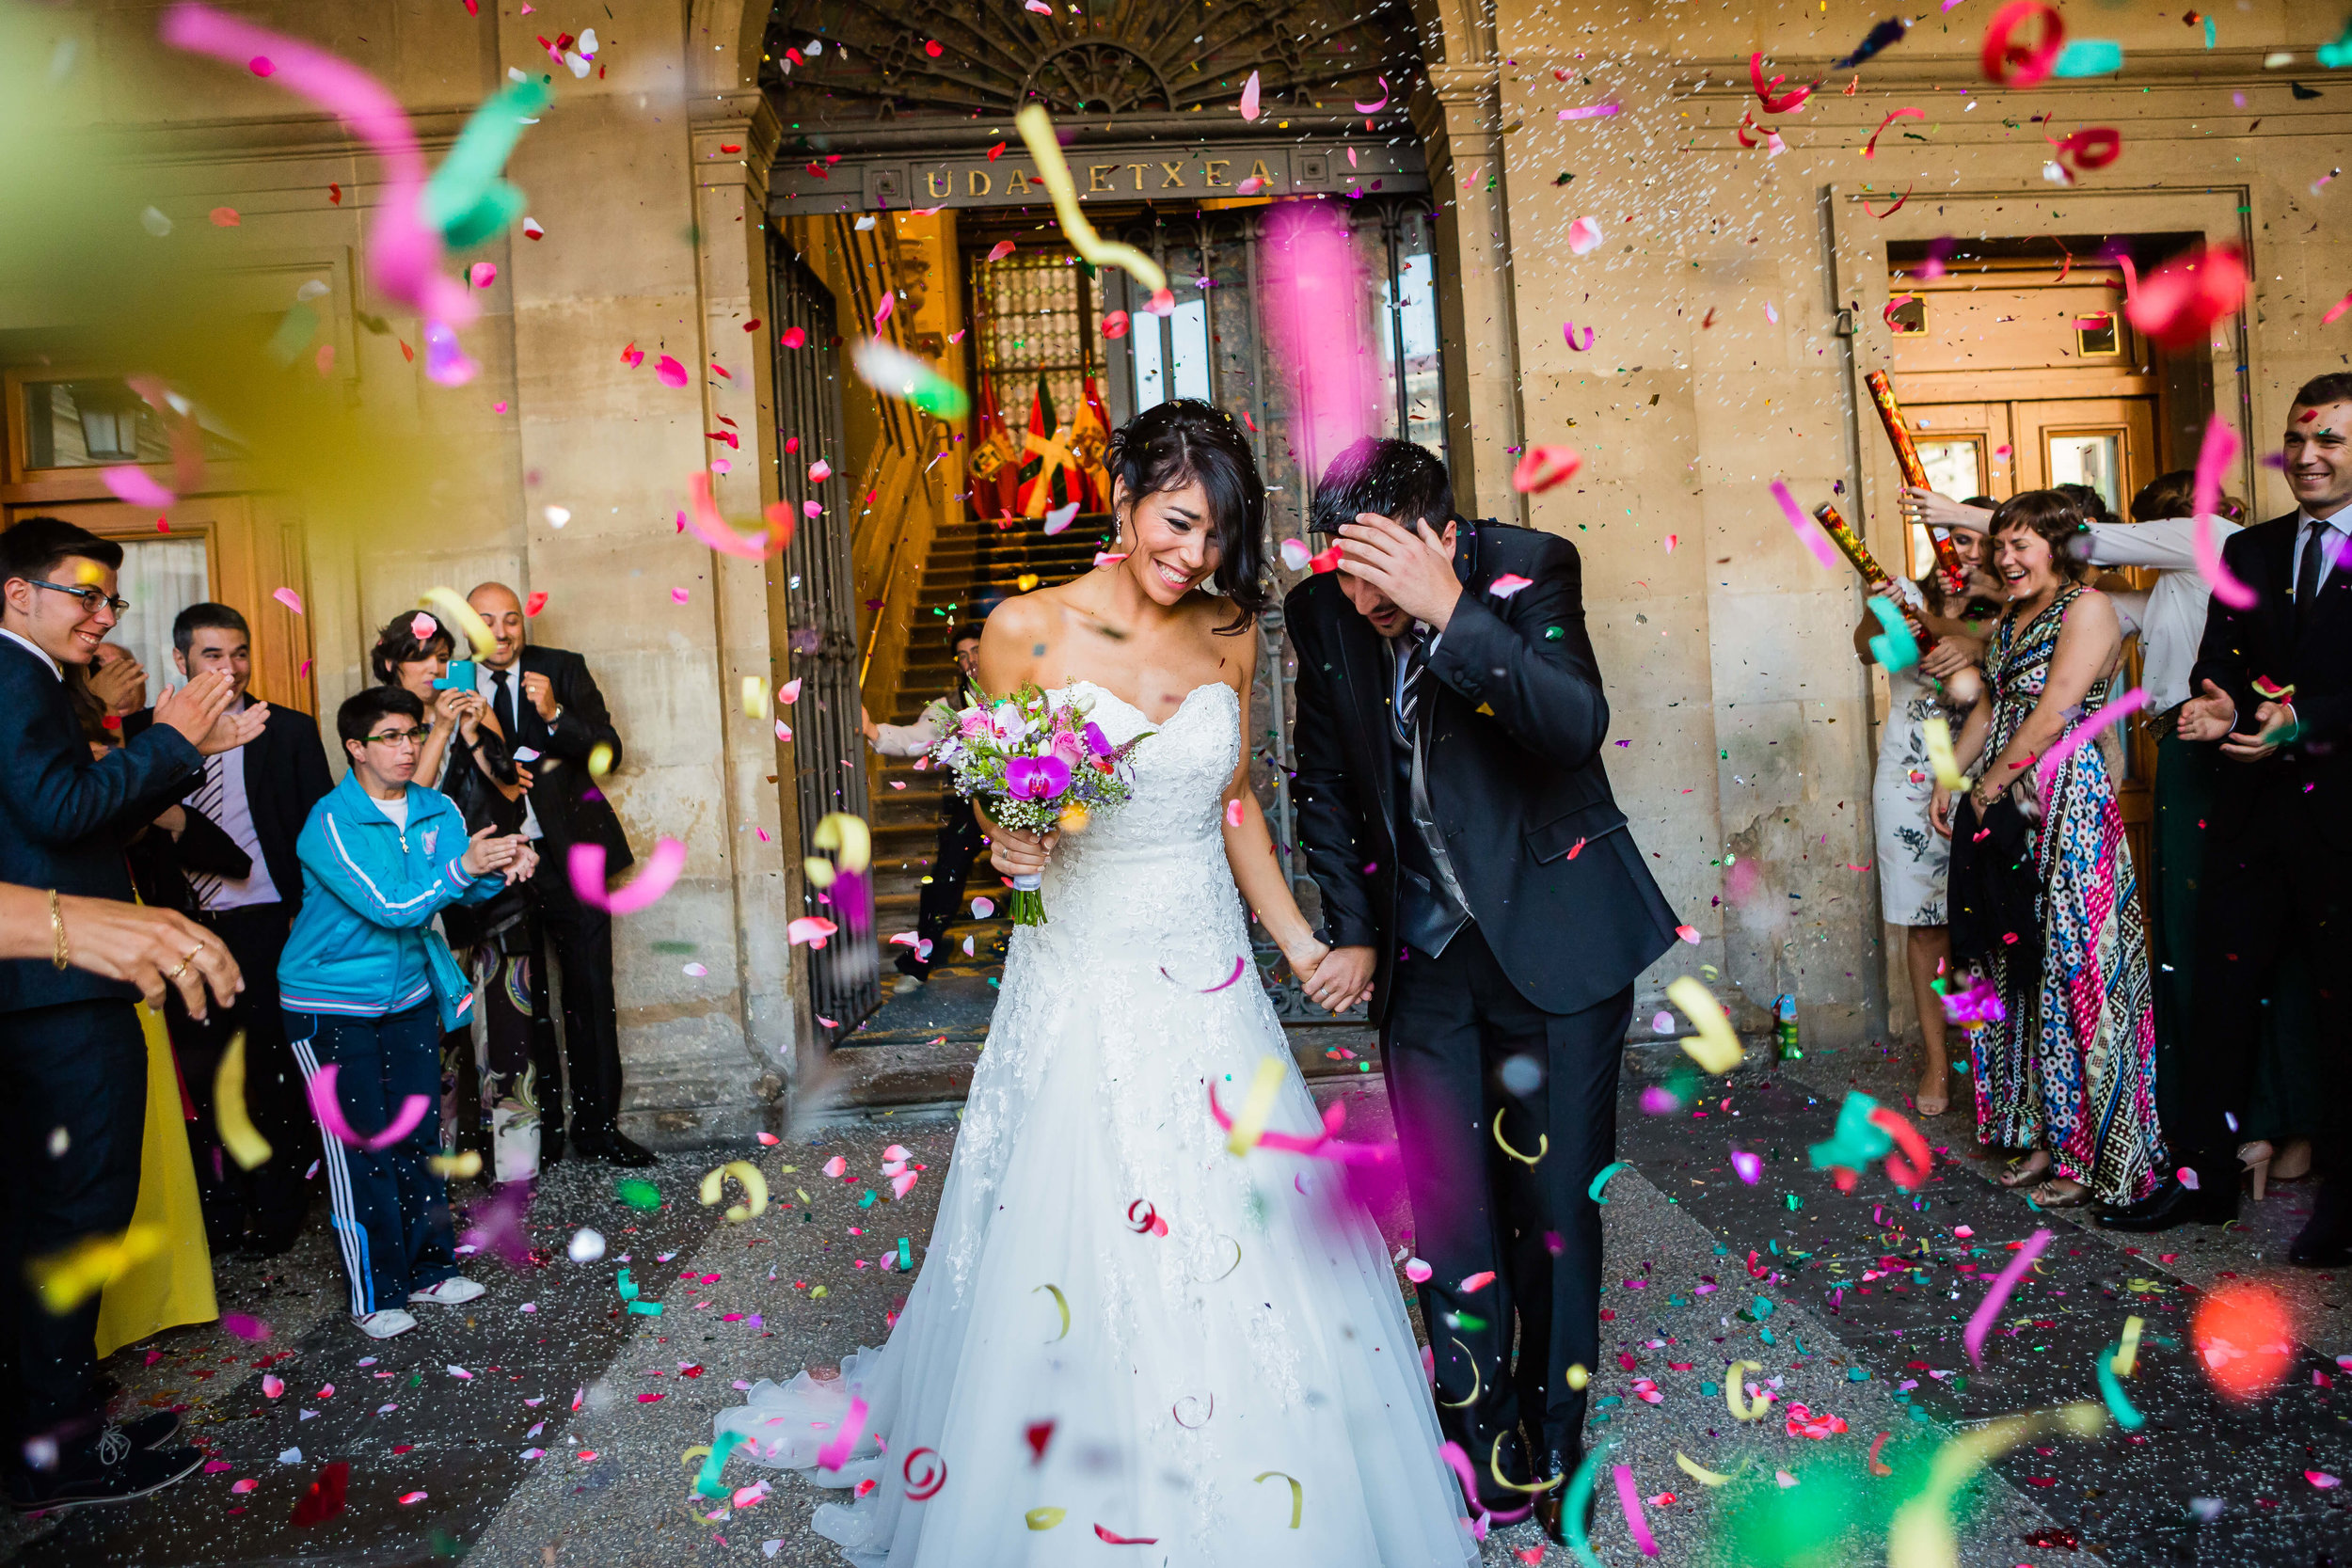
[1105,397,1269,635]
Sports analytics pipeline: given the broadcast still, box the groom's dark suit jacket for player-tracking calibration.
[1287,520,1678,1024]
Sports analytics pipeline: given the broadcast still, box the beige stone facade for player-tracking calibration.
[4,0,2342,1130]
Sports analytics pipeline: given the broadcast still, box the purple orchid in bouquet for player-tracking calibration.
[927,684,1151,926]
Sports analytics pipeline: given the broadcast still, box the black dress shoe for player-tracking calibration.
[119,1410,181,1449]
[8,1433,203,1513]
[575,1130,656,1167]
[2289,1180,2352,1266]
[2094,1171,2235,1232]
[1534,1445,1580,1546]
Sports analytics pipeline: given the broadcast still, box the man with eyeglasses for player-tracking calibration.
[0,516,265,1511]
[278,687,535,1342]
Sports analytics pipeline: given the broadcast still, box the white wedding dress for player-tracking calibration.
[717,681,1480,1566]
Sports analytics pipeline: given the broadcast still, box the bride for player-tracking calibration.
[715,400,1480,1565]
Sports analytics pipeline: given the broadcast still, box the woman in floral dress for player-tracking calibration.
[1933,491,2161,1209]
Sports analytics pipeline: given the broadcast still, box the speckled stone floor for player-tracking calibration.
[10,1028,2346,1567]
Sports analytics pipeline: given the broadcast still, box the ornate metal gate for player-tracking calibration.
[769,244,880,1042]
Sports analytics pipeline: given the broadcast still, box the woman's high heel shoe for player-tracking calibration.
[2239,1141,2275,1202]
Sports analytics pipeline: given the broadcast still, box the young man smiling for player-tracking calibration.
[280,686,536,1339]
[0,517,262,1510]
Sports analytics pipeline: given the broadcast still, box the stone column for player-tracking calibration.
[1414,63,1527,526]
[497,7,794,1141]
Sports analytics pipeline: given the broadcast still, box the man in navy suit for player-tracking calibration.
[467,582,651,1165]
[0,517,262,1510]
[126,603,334,1256]
[1286,440,1678,1541]
[2102,374,2352,1249]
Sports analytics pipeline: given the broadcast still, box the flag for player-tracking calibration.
[1013,376,1084,518]
[966,371,1020,519]
[1072,376,1113,513]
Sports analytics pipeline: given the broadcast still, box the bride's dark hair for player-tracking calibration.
[1105,398,1268,635]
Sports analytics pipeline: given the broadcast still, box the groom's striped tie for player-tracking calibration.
[1393,627,1428,744]
[184,755,228,911]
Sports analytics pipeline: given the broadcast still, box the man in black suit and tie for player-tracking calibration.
[2103,374,2352,1250]
[126,603,334,1256]
[1285,439,1679,1539]
[468,582,653,1166]
[0,517,262,1509]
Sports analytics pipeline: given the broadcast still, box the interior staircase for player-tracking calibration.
[849,512,1110,1053]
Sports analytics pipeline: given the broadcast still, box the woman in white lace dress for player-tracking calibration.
[715,401,1481,1566]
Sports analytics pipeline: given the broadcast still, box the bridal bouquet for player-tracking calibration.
[928,684,1150,926]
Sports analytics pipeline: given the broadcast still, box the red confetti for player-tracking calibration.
[1980,0,2067,88]
[1749,52,1813,114]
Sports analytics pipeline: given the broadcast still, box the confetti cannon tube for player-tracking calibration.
[1865,371,1968,591]
[1814,501,1937,652]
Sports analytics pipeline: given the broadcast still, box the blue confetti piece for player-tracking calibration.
[2053,39,2123,76]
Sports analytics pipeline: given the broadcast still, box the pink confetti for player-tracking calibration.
[1731,1149,1763,1184]
[1224,800,1245,828]
[670,587,690,605]
[815,1397,869,1471]
[469,261,497,288]
[273,586,306,616]
[808,459,832,483]
[1235,176,1265,196]
[1613,1465,1661,1556]
[1488,573,1534,598]
[1676,925,1702,943]
[1460,1271,1496,1292]
[1238,70,1261,120]
[1567,216,1603,256]
[2033,687,2148,802]
[656,355,689,388]
[569,838,687,917]
[103,467,175,509]
[1964,1227,2052,1368]
[1771,482,1844,572]
[788,916,836,947]
[231,1478,259,1494]
[1406,1258,1433,1283]
[873,293,894,328]
[1354,76,1391,113]
[306,1066,429,1151]
[162,5,472,330]
[1563,321,1595,352]
[777,679,802,704]
[2310,1471,2343,1489]
[398,1491,427,1504]
[2189,414,2255,610]
[621,342,644,369]
[220,1312,271,1340]
[1558,103,1621,120]
[682,471,794,561]
[262,1374,285,1400]
[521,216,543,239]
[1279,538,1311,572]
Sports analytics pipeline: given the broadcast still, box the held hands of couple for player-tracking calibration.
[1334,513,1462,630]
[1299,943,1376,1013]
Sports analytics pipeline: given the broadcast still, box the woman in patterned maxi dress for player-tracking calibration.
[1933,492,2162,1209]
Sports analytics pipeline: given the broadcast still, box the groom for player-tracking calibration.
[1287,438,1677,1538]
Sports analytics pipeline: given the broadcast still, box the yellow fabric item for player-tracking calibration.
[95,1004,217,1359]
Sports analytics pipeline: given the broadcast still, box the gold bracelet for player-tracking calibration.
[48,888,69,972]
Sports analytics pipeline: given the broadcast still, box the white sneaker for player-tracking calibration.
[409,1276,485,1307]
[893,974,923,996]
[355,1308,418,1339]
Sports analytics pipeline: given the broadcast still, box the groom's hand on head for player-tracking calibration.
[1335,513,1462,632]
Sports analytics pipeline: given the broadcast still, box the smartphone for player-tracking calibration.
[434,659,476,690]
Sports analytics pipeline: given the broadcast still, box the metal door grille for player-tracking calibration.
[770,244,881,1044]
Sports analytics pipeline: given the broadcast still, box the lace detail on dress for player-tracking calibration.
[712,679,1479,1567]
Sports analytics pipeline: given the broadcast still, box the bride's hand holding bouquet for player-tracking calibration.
[931,684,1150,926]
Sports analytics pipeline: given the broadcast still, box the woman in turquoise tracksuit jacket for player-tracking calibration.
[281,686,534,1338]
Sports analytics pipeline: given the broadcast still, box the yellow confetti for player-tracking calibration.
[740,675,767,719]
[1668,975,1742,1075]
[214,1031,273,1171]
[813,812,872,874]
[427,1150,483,1179]
[1725,1359,1770,1421]
[420,586,495,658]
[1493,1433,1564,1494]
[1889,1404,2105,1568]
[699,1161,770,1222]
[1224,1056,1284,1156]
[1035,1282,1071,1341]
[587,742,614,778]
[1565,1363,1590,1390]
[1013,106,1170,302]
[1252,1470,1304,1529]
[28,1226,166,1314]
[1025,1507,1066,1531]
[1675,1450,1736,1486]
[2111,1315,2144,1376]
[803,856,836,889]
[1922,716,1969,790]
[1491,1107,1549,1166]
[1438,1337,1482,1408]
[1016,572,1041,592]
[680,1446,712,1470]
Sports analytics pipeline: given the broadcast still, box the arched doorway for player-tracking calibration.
[759,0,1444,1101]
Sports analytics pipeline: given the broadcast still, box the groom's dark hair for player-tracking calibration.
[1309,438,1453,539]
